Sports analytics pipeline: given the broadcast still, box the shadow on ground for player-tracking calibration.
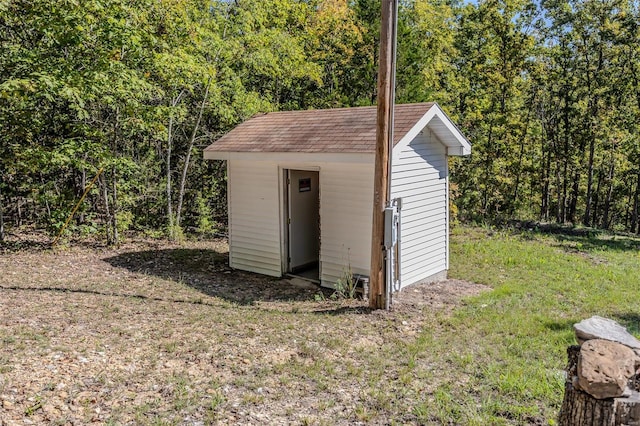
[103,248,331,305]
[507,220,640,253]
[542,318,577,333]
[612,313,640,336]
[0,229,119,253]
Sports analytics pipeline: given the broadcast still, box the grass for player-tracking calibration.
[0,228,639,424]
[437,226,640,423]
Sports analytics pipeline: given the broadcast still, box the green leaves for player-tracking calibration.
[1,0,640,237]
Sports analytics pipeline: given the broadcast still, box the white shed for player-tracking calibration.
[204,102,470,290]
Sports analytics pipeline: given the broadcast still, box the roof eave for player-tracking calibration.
[203,150,229,161]
[394,103,471,156]
[447,146,471,156]
[203,151,375,163]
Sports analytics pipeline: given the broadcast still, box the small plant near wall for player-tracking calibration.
[333,270,358,299]
[333,250,359,299]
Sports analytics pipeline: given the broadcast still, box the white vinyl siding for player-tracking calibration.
[391,131,448,288]
[226,157,374,286]
[227,160,282,276]
[225,132,450,289]
[318,163,374,287]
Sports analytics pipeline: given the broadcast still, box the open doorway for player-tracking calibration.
[285,169,320,281]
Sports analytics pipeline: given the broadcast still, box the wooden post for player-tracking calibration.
[369,0,396,309]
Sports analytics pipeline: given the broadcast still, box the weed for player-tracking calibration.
[333,254,358,299]
[163,341,179,353]
[24,396,43,416]
[354,404,373,422]
[242,392,264,405]
[209,390,225,410]
[318,398,336,411]
[167,373,197,413]
[2,335,16,344]
[167,222,184,242]
[300,417,315,426]
[298,342,323,360]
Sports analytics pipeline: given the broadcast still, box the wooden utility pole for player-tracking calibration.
[369,0,397,309]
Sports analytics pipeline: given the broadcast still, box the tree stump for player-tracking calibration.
[559,345,640,425]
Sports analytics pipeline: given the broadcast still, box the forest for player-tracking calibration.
[1,0,639,243]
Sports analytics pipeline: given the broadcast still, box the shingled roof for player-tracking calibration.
[204,102,436,154]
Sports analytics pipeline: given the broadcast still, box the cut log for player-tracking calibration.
[559,345,640,426]
[615,392,640,425]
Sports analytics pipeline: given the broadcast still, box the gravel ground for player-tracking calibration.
[0,236,488,425]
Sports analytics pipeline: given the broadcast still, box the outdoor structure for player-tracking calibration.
[204,102,470,290]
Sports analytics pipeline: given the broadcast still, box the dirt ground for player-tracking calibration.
[0,236,488,425]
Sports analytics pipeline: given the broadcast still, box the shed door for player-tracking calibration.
[287,170,320,273]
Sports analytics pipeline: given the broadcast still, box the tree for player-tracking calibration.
[450,0,536,221]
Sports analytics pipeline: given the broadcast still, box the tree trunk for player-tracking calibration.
[559,346,640,426]
[109,107,120,245]
[176,80,210,229]
[111,168,119,244]
[601,156,615,230]
[592,170,603,228]
[79,154,87,224]
[540,154,548,220]
[482,115,496,218]
[556,158,563,223]
[583,66,599,227]
[583,137,596,227]
[166,91,185,239]
[541,131,551,221]
[100,173,115,245]
[0,183,5,243]
[16,196,22,226]
[568,169,580,224]
[559,98,571,224]
[40,173,52,223]
[624,178,633,231]
[631,172,639,234]
[166,114,174,235]
[561,159,569,223]
[510,99,534,215]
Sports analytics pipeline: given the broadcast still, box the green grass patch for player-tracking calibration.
[430,226,640,423]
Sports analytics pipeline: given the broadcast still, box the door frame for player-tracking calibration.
[280,167,321,278]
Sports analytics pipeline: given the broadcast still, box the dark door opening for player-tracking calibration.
[286,169,320,280]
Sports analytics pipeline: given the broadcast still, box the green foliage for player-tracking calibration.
[167,220,185,242]
[1,0,640,238]
[194,195,215,236]
[116,210,134,234]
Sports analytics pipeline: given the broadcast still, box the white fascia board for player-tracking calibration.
[393,105,438,155]
[204,151,375,164]
[393,103,471,157]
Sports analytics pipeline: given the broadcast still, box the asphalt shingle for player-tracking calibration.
[204,103,435,154]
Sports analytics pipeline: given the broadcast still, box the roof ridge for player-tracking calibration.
[251,102,435,118]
